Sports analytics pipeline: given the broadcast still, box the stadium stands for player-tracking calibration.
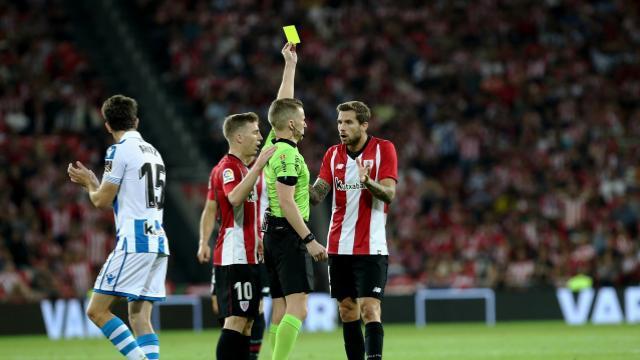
[139,0,640,291]
[0,0,112,302]
[2,0,640,303]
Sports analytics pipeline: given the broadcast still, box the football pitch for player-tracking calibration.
[0,321,638,359]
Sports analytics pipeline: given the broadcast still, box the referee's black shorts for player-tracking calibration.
[329,254,388,301]
[263,216,314,298]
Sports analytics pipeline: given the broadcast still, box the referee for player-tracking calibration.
[263,43,328,360]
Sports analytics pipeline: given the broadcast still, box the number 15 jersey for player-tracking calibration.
[102,130,169,255]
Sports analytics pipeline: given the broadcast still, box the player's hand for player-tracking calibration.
[356,158,371,184]
[197,242,211,263]
[257,239,264,263]
[68,161,98,188]
[306,240,328,262]
[254,146,277,169]
[282,42,297,64]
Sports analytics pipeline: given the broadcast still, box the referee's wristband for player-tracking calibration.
[302,233,315,244]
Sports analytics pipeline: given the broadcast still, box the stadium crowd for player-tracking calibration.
[2,0,640,303]
[142,0,640,292]
[0,0,112,302]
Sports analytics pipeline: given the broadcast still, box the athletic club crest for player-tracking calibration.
[363,159,374,169]
[240,301,249,312]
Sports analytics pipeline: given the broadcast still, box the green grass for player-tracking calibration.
[0,321,638,359]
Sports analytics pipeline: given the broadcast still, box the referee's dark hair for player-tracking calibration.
[337,101,371,124]
[223,112,259,140]
[268,98,304,130]
[101,95,138,131]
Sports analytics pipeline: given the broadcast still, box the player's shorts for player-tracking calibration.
[215,264,263,319]
[93,249,168,302]
[328,255,388,301]
[211,263,270,297]
[263,216,314,298]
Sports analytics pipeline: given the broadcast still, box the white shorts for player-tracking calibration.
[93,249,168,302]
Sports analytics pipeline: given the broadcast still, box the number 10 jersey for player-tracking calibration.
[102,130,169,254]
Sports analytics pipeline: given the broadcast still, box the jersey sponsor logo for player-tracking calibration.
[142,220,164,236]
[104,160,112,173]
[335,177,366,191]
[240,300,250,312]
[222,168,235,184]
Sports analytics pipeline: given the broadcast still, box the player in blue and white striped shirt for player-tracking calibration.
[68,95,167,360]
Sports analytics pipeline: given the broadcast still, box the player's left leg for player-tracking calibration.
[130,254,168,360]
[87,292,148,360]
[355,255,388,359]
[129,301,159,360]
[250,265,269,359]
[217,316,251,360]
[359,297,383,359]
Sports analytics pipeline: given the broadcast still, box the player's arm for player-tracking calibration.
[67,161,118,209]
[227,147,276,207]
[198,199,217,263]
[309,148,334,205]
[309,178,331,205]
[356,158,397,204]
[276,42,297,100]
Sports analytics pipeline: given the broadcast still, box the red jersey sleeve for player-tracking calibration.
[318,146,335,185]
[206,167,217,201]
[378,140,398,181]
[221,164,243,196]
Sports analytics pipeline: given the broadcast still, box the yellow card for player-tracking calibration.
[282,25,301,44]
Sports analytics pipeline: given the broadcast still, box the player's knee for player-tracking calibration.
[360,301,381,323]
[224,316,249,332]
[338,300,359,322]
[86,305,108,325]
[243,319,254,336]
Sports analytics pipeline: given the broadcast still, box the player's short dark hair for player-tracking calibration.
[337,101,371,124]
[101,95,138,131]
[268,98,304,130]
[223,112,259,140]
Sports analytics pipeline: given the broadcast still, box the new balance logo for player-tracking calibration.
[373,287,382,293]
[336,163,344,170]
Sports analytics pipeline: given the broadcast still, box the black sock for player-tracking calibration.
[241,335,251,360]
[365,322,384,359]
[216,328,245,360]
[343,320,365,360]
[249,314,265,359]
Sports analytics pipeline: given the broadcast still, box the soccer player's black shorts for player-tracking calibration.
[328,255,388,301]
[214,264,263,319]
[263,216,314,298]
[212,264,269,297]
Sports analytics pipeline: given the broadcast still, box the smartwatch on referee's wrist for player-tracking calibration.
[302,233,315,244]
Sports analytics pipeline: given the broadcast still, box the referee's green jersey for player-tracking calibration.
[262,130,310,221]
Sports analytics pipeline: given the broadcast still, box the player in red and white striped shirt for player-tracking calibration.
[310,101,397,360]
[196,112,275,360]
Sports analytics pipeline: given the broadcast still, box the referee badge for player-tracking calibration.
[240,301,249,312]
[222,168,235,184]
